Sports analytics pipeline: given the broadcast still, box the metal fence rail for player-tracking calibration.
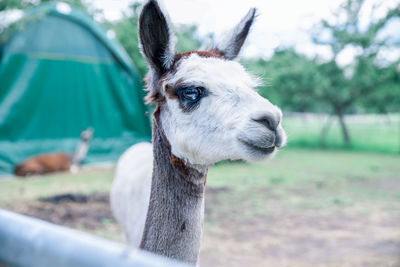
[0,209,188,267]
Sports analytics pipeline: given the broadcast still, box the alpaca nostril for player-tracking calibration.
[252,115,279,131]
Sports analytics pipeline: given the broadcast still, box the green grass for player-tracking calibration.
[283,114,400,154]
[207,148,400,218]
[0,168,114,207]
[1,149,398,213]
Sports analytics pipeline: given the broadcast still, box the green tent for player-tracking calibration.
[0,3,151,175]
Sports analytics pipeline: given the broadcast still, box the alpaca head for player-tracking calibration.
[140,0,286,166]
[80,127,94,142]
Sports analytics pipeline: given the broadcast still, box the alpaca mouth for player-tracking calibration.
[239,139,276,155]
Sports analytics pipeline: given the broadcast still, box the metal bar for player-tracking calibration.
[0,209,188,267]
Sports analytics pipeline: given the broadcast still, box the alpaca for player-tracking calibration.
[14,128,93,176]
[110,0,286,265]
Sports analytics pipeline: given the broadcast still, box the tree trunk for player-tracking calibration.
[337,112,351,145]
[319,114,334,147]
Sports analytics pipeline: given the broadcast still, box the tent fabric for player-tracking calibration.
[0,3,151,175]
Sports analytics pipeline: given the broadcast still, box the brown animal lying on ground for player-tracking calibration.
[14,153,71,176]
[14,128,93,177]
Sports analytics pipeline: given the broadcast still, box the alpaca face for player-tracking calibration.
[159,54,286,165]
[139,0,286,166]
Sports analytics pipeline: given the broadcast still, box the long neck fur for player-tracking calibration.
[140,106,207,265]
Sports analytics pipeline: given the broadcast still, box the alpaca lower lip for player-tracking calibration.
[239,139,275,154]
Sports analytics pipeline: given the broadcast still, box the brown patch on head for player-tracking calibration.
[164,79,192,101]
[161,50,224,100]
[173,49,224,67]
[164,83,178,100]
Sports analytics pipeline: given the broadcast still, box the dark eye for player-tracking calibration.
[175,86,207,112]
[182,87,201,101]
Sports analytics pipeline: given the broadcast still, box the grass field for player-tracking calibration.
[1,148,399,266]
[283,113,400,154]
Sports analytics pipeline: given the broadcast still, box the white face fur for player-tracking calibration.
[139,0,286,166]
[160,54,287,166]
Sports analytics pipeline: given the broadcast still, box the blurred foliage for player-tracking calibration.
[102,3,146,78]
[247,0,400,145]
[175,25,202,53]
[361,64,400,113]
[105,3,201,79]
[0,0,24,11]
[244,49,326,113]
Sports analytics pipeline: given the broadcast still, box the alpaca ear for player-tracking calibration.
[216,8,257,60]
[139,0,176,76]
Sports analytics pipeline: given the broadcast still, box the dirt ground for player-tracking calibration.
[202,194,400,267]
[8,187,400,267]
[11,193,114,230]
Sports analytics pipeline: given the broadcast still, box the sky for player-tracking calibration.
[88,0,400,64]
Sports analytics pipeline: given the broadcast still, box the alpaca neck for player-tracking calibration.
[71,137,90,167]
[140,110,207,265]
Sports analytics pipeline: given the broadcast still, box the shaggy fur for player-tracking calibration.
[111,0,286,265]
[139,109,206,264]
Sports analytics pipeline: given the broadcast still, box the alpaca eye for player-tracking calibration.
[182,88,201,101]
[175,86,207,112]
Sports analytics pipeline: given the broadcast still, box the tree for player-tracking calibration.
[248,0,400,145]
[244,49,327,113]
[307,0,400,144]
[245,49,340,146]
[246,0,400,146]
